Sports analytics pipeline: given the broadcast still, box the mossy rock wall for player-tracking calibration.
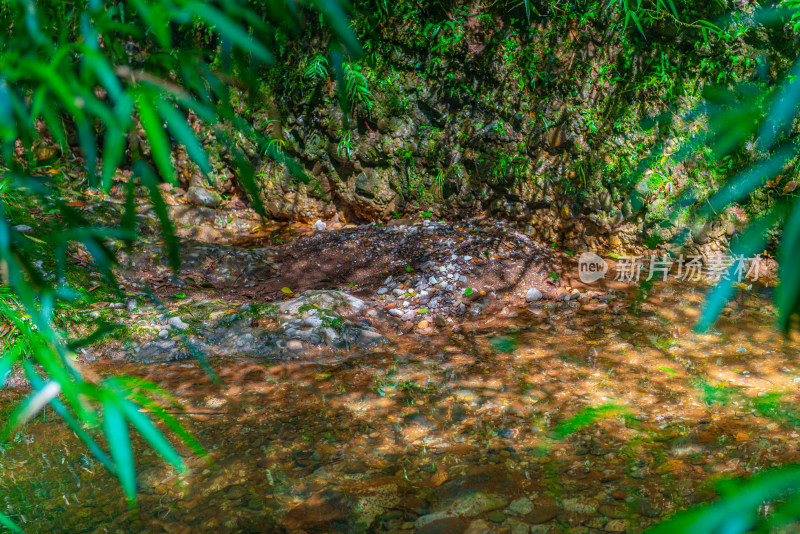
[213,1,797,248]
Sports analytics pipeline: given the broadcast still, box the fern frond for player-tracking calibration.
[304,55,329,82]
[343,63,374,115]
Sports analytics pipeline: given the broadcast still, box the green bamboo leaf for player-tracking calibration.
[155,100,211,175]
[188,4,273,64]
[0,81,17,155]
[102,398,137,504]
[631,12,645,38]
[697,19,721,35]
[101,125,126,192]
[117,394,186,473]
[32,64,80,118]
[178,66,216,121]
[756,57,800,151]
[313,0,362,57]
[41,103,69,151]
[135,394,208,461]
[113,376,209,462]
[648,466,800,533]
[75,115,98,186]
[226,3,271,38]
[129,0,171,48]
[82,48,124,102]
[767,491,800,531]
[777,200,800,333]
[698,213,777,332]
[0,352,18,389]
[136,90,175,185]
[135,161,180,272]
[330,49,351,119]
[172,83,216,124]
[17,0,45,45]
[0,511,20,532]
[29,84,48,126]
[702,144,796,217]
[197,63,230,112]
[121,177,138,238]
[67,323,115,352]
[231,146,265,217]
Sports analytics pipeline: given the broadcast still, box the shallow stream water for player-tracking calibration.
[2,274,800,533]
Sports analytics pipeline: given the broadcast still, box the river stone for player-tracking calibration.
[135,340,182,363]
[525,288,543,302]
[303,316,323,328]
[522,498,559,524]
[282,490,352,532]
[278,290,368,315]
[168,316,189,330]
[487,510,506,523]
[415,512,471,534]
[353,327,388,346]
[432,467,517,517]
[598,504,627,519]
[605,519,628,532]
[466,519,496,533]
[508,497,535,516]
[341,477,405,531]
[439,490,507,516]
[562,498,597,514]
[507,518,531,534]
[187,186,222,208]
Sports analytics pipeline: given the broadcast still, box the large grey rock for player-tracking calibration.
[134,339,196,363]
[168,316,190,330]
[187,186,222,208]
[525,288,543,302]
